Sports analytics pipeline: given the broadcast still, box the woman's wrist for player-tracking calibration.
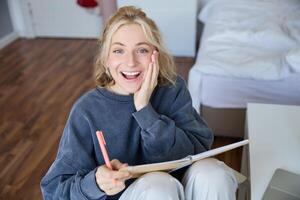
[135,104,147,111]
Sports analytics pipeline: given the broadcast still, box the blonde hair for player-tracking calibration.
[94,6,177,87]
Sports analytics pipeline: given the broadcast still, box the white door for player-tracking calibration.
[27,0,103,38]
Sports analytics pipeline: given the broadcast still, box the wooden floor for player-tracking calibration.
[0,39,242,199]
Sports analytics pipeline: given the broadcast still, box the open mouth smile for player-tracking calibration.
[121,71,142,80]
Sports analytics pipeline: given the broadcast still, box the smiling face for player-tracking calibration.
[106,23,155,95]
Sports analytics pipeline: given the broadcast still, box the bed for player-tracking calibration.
[188,0,300,138]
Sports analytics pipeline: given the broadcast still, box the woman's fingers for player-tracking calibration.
[133,50,159,111]
[99,179,126,196]
[142,59,153,91]
[142,51,157,91]
[110,159,124,170]
[104,170,131,180]
[96,164,131,196]
[150,51,159,88]
[99,175,131,186]
[104,182,126,196]
[96,165,131,185]
[100,179,124,189]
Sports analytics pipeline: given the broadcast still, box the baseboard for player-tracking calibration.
[0,31,19,49]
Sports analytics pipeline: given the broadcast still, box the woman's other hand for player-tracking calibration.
[134,51,159,111]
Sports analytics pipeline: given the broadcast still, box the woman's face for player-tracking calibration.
[106,24,155,95]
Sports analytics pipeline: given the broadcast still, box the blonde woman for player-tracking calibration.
[41,6,237,200]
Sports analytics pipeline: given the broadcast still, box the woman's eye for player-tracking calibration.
[138,48,149,54]
[113,49,124,54]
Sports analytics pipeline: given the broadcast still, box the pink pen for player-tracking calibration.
[96,131,113,170]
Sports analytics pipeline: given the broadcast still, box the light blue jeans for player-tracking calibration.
[119,158,238,200]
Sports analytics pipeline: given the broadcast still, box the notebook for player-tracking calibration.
[120,139,249,183]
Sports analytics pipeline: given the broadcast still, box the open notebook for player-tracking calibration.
[120,139,249,183]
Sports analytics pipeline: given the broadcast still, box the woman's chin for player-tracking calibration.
[125,87,139,94]
[123,83,142,94]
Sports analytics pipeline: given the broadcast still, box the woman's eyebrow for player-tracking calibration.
[111,42,151,47]
[111,42,125,46]
[136,42,151,46]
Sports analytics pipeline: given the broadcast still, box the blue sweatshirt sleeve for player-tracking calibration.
[132,77,213,163]
[40,103,106,200]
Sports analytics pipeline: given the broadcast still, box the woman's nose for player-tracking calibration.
[126,52,137,67]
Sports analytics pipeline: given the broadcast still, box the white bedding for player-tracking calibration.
[188,0,300,111]
[188,68,300,111]
[195,0,300,80]
[201,73,300,108]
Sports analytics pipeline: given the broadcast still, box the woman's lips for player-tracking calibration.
[121,71,141,80]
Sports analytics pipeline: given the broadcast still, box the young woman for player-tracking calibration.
[41,6,237,200]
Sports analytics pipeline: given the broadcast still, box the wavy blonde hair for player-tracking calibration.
[94,6,177,87]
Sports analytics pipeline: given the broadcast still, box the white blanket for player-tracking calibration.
[195,0,300,80]
[286,48,300,74]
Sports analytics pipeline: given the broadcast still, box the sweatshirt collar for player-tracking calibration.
[96,87,134,102]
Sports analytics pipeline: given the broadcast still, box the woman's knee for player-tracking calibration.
[183,158,238,190]
[123,172,184,200]
[140,172,182,190]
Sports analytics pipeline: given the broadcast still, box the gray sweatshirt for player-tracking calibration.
[40,76,213,200]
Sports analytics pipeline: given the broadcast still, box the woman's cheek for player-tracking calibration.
[107,59,122,69]
[138,56,151,67]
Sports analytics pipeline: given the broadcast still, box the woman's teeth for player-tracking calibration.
[121,71,141,79]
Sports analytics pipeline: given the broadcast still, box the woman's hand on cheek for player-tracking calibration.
[134,51,159,111]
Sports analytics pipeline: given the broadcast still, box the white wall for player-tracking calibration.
[7,0,201,56]
[117,0,197,57]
